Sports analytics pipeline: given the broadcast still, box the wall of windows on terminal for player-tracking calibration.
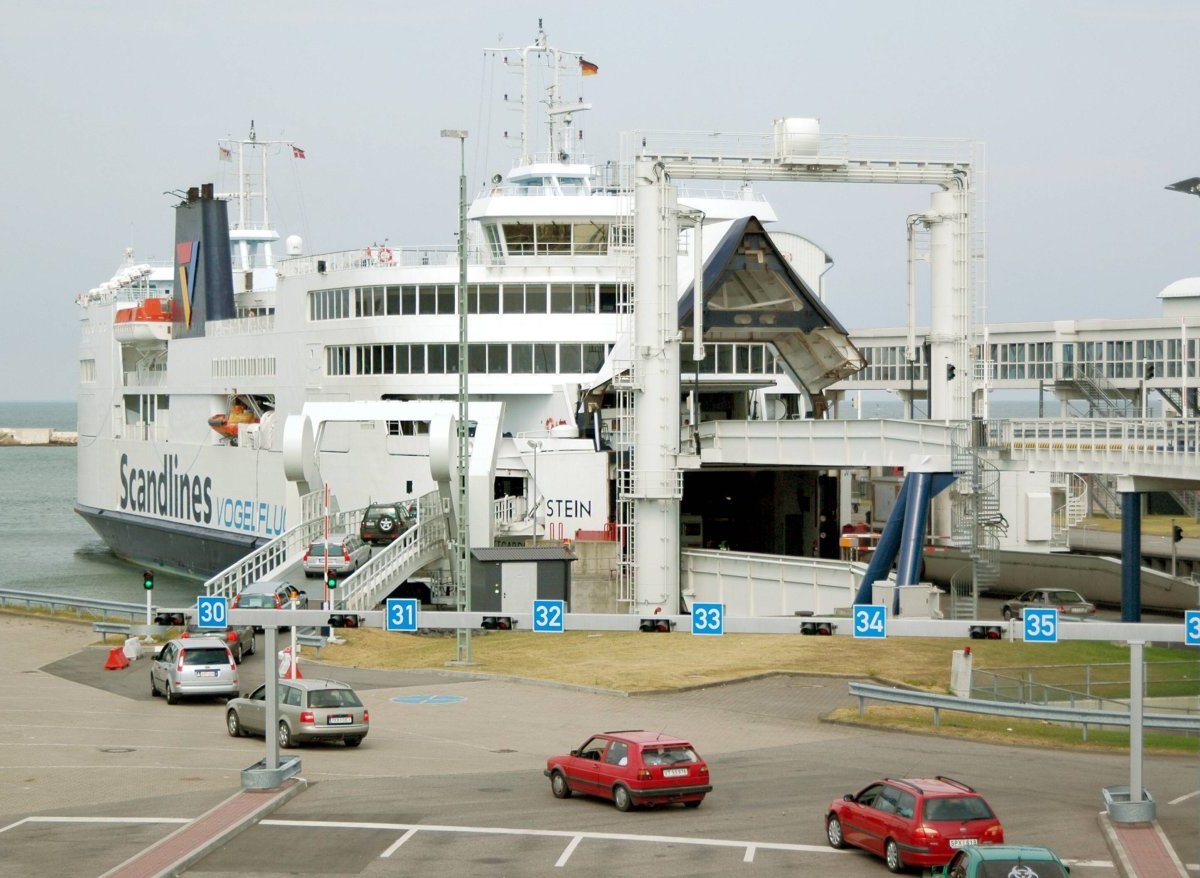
[326,341,786,379]
[309,282,621,321]
[845,338,1198,384]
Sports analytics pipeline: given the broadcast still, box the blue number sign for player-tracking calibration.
[1186,610,1200,647]
[386,598,419,632]
[1024,608,1058,643]
[852,604,886,639]
[532,599,565,633]
[691,602,724,636]
[196,596,227,629]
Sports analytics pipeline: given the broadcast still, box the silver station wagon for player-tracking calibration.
[225,678,369,748]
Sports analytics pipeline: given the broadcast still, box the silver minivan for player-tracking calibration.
[302,532,371,579]
[150,636,239,703]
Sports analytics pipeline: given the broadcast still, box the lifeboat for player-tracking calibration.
[114,298,173,343]
[209,402,259,441]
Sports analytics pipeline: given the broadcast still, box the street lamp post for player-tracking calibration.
[529,440,541,543]
[442,128,471,664]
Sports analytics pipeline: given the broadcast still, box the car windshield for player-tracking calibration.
[307,688,363,708]
[239,594,277,608]
[977,862,1066,878]
[641,745,699,765]
[923,795,994,821]
[1049,591,1084,603]
[180,647,228,666]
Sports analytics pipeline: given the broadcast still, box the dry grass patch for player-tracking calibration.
[312,630,1175,694]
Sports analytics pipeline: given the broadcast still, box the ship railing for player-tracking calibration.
[276,245,491,277]
[206,315,275,336]
[204,506,368,600]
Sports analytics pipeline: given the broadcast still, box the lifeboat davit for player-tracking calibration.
[114,298,173,343]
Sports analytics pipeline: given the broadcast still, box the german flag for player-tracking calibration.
[580,58,598,76]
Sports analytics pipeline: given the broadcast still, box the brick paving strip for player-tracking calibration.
[1098,813,1189,878]
[99,778,306,878]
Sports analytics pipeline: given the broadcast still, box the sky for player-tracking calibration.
[2,0,1198,402]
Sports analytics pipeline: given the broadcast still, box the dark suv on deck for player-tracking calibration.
[360,501,413,546]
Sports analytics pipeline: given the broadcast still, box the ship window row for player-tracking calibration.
[211,356,278,379]
[310,282,623,320]
[326,341,782,378]
[330,342,611,377]
[496,222,615,257]
[845,345,929,382]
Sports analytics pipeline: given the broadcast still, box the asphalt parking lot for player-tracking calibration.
[2,614,1197,877]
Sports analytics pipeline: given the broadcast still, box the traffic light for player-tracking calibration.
[946,363,957,381]
[154,611,185,626]
[800,621,834,635]
[480,615,515,630]
[327,614,361,628]
[142,570,154,590]
[326,572,338,590]
[1173,525,1184,543]
[639,618,673,632]
[1145,363,1155,380]
[969,625,1003,640]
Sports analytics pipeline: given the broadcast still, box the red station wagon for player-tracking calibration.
[825,776,1004,873]
[545,730,712,811]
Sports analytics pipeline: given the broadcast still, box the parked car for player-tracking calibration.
[302,532,371,579]
[360,501,413,546]
[232,580,308,631]
[150,636,239,704]
[183,622,256,663]
[544,730,711,811]
[1001,589,1096,621]
[225,678,369,748]
[826,776,1004,873]
[933,844,1070,877]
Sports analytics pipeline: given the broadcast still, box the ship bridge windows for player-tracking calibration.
[339,340,613,378]
[499,222,610,257]
[309,281,612,319]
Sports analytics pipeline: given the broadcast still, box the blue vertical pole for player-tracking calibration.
[852,477,909,606]
[894,471,932,616]
[1121,491,1141,622]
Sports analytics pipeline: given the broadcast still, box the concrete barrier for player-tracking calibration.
[0,428,78,446]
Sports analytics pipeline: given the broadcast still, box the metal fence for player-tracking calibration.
[972,660,1200,715]
[0,589,146,623]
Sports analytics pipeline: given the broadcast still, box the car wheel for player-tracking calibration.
[613,784,633,812]
[826,815,846,849]
[550,770,572,799]
[165,683,179,705]
[150,674,159,697]
[683,798,702,809]
[344,736,363,748]
[226,710,243,737]
[247,636,256,656]
[278,721,294,749]
[233,643,243,664]
[1002,606,1014,621]
[885,838,904,873]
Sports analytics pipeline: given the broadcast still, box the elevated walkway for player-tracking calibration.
[336,494,449,611]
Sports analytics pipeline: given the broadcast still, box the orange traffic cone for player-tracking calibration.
[104,646,130,670]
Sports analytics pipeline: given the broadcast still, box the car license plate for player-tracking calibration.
[662,768,688,778]
[949,838,978,848]
[196,670,218,677]
[327,715,353,725]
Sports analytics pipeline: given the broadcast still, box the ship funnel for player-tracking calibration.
[172,183,235,338]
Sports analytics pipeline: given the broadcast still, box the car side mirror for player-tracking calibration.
[570,749,580,757]
[843,793,855,802]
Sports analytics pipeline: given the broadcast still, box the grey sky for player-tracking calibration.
[3,0,1197,401]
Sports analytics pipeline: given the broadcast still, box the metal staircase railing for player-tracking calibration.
[1155,386,1199,418]
[1050,472,1088,547]
[949,424,1003,618]
[1058,363,1134,418]
[1083,473,1122,518]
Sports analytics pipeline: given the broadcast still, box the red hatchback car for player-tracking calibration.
[825,776,1004,873]
[545,730,712,811]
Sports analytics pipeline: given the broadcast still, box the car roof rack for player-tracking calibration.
[934,775,976,792]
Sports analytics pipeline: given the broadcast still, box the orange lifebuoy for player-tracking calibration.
[378,247,393,264]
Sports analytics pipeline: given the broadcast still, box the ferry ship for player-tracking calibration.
[74,24,861,586]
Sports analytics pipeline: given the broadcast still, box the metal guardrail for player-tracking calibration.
[0,589,146,622]
[847,681,1200,739]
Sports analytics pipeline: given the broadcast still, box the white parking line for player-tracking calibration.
[0,816,188,834]
[555,835,583,867]
[380,828,418,857]
[1168,790,1200,805]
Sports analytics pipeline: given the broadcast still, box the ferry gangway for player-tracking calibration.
[333,492,450,612]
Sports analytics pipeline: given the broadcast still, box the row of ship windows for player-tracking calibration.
[850,340,1200,381]
[310,282,623,321]
[326,342,785,378]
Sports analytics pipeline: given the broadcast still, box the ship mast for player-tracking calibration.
[217,121,286,276]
